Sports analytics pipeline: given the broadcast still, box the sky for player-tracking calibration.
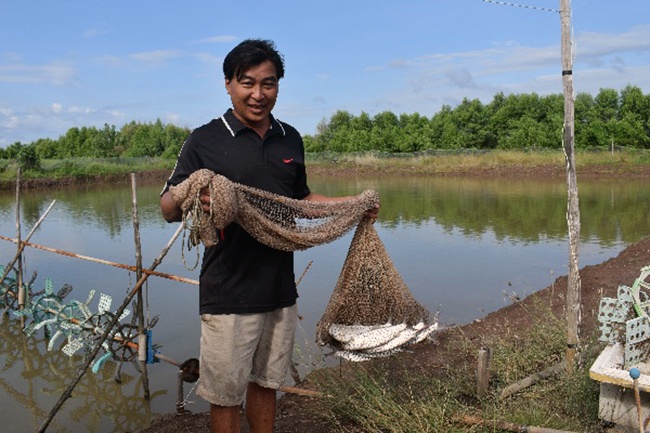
[1,0,650,147]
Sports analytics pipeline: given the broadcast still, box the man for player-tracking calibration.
[160,39,378,433]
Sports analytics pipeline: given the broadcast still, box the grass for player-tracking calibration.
[0,157,175,182]
[1,148,649,185]
[306,147,650,175]
[314,300,603,433]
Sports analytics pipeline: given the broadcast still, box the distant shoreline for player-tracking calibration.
[2,156,650,191]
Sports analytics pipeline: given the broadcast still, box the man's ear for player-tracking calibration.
[225,79,231,95]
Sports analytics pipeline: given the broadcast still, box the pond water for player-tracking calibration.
[1,173,649,432]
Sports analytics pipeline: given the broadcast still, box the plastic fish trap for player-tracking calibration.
[598,265,650,368]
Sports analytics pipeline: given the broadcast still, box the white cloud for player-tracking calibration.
[83,26,109,38]
[67,105,95,114]
[192,35,238,44]
[51,103,62,113]
[575,24,650,60]
[129,50,184,64]
[165,112,180,123]
[0,61,76,85]
[0,108,19,130]
[96,55,125,68]
[192,52,222,65]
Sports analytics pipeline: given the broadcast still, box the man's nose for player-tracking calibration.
[251,85,264,100]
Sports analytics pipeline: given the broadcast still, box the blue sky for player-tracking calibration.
[2,0,650,147]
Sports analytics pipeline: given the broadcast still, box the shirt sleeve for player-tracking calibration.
[160,133,201,195]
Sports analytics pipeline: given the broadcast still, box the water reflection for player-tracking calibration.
[2,176,649,246]
[0,318,163,432]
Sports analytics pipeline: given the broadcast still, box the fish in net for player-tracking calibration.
[315,218,438,361]
[170,169,438,361]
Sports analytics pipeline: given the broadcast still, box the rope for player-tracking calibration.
[482,0,559,13]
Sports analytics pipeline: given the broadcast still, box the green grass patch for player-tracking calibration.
[315,301,602,432]
[0,157,175,182]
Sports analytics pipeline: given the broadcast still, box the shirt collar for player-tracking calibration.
[220,108,285,138]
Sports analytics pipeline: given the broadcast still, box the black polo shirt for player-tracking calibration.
[163,109,311,314]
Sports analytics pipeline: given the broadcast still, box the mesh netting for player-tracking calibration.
[315,218,434,345]
[170,169,437,361]
[169,169,378,251]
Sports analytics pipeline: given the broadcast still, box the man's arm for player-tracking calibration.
[160,190,183,222]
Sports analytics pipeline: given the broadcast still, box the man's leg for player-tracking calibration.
[210,403,240,433]
[245,382,276,433]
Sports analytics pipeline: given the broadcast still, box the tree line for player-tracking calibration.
[1,119,190,170]
[303,85,650,152]
[2,85,649,167]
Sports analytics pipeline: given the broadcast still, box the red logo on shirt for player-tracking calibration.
[283,158,294,164]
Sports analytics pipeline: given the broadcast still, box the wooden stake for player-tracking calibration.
[454,414,578,433]
[560,0,581,373]
[0,200,56,288]
[476,347,491,395]
[0,235,198,286]
[15,168,25,325]
[498,361,565,400]
[130,173,150,399]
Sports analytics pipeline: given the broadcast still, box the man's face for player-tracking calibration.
[226,60,279,131]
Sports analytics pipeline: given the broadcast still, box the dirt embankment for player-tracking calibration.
[3,160,650,192]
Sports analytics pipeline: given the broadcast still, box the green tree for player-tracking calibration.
[618,85,650,148]
[161,123,191,158]
[34,138,58,159]
[3,141,23,159]
[90,123,119,157]
[17,143,41,171]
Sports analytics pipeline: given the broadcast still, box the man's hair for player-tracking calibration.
[223,39,285,82]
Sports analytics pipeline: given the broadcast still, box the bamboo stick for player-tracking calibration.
[560,0,581,373]
[498,360,565,400]
[0,200,56,287]
[0,235,198,286]
[130,173,150,399]
[15,168,25,324]
[453,414,578,433]
[38,223,184,433]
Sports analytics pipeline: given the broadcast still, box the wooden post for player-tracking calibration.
[131,173,150,399]
[15,168,25,327]
[0,201,56,288]
[477,347,491,395]
[176,371,185,413]
[560,0,581,371]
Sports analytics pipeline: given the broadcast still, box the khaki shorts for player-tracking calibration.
[196,304,297,407]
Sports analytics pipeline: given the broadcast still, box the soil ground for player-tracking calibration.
[130,162,650,433]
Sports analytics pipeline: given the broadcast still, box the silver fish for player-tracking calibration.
[338,323,408,351]
[328,323,393,344]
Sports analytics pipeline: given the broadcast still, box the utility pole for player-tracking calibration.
[560,0,581,371]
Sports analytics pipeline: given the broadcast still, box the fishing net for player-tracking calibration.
[170,169,438,361]
[169,168,378,251]
[315,218,438,361]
